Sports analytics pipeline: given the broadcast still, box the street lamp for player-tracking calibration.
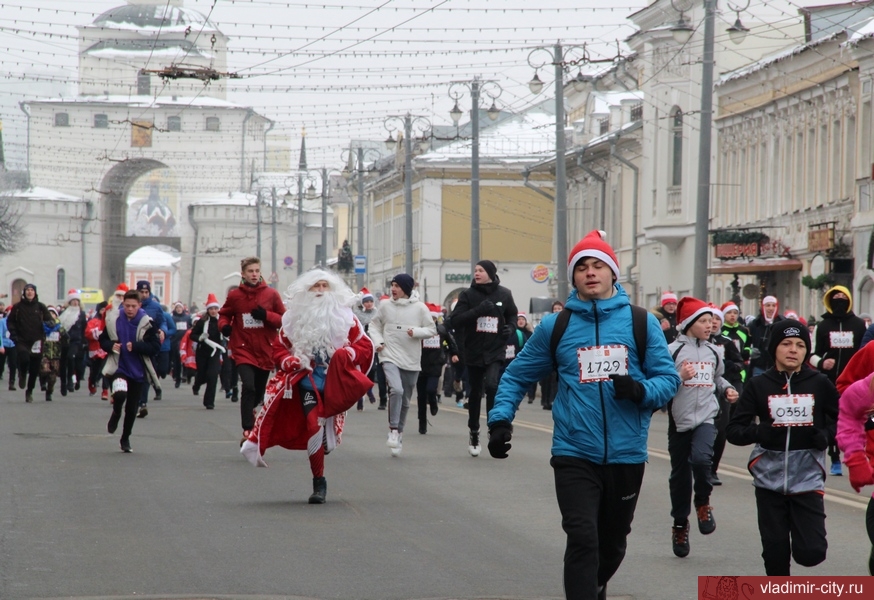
[527,43,589,302]
[670,0,750,299]
[448,77,503,271]
[342,146,382,288]
[318,168,343,269]
[284,171,319,276]
[384,113,432,276]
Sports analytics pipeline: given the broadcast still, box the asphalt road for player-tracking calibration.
[1,381,870,600]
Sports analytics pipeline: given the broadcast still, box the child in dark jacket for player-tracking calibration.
[727,319,838,576]
[417,304,458,434]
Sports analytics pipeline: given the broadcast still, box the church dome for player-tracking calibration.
[93,4,218,32]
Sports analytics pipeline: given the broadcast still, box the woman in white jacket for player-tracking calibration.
[369,274,436,456]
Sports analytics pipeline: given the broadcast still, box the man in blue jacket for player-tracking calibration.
[134,280,165,417]
[487,230,680,600]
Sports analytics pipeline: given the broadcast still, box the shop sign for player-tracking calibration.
[445,273,472,283]
[530,264,550,283]
[808,228,834,253]
[714,242,760,259]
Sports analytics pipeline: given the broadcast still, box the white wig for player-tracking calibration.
[283,269,356,307]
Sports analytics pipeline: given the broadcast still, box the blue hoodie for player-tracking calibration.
[489,285,680,464]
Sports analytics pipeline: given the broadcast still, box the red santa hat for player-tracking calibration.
[426,302,442,318]
[360,287,374,302]
[784,309,799,320]
[114,283,129,295]
[720,301,739,315]
[762,295,778,306]
[517,312,528,323]
[173,301,184,309]
[380,294,390,301]
[205,293,220,309]
[677,296,713,333]
[708,303,723,322]
[567,230,620,283]
[661,291,678,307]
[66,288,81,302]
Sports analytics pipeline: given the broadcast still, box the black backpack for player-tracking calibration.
[550,304,650,371]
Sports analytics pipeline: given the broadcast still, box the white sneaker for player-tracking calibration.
[391,439,403,457]
[469,444,481,457]
[386,429,400,448]
[468,430,481,457]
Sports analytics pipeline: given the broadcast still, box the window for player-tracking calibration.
[598,117,609,136]
[56,268,65,301]
[94,114,108,128]
[205,117,220,132]
[137,72,150,96]
[167,116,181,132]
[152,278,164,302]
[670,108,683,187]
[54,113,69,127]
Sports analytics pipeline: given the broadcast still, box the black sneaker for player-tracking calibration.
[597,584,607,600]
[672,521,690,558]
[710,472,722,486]
[154,388,162,401]
[696,504,716,535]
[429,400,439,416]
[174,380,181,388]
[25,392,33,403]
[107,410,121,434]
[45,393,52,402]
[231,389,239,403]
[308,476,327,504]
[120,438,132,453]
[137,406,148,419]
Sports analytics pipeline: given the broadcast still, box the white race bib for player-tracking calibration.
[768,394,815,427]
[31,341,41,353]
[111,378,128,394]
[505,344,516,360]
[829,330,854,349]
[422,335,441,349]
[176,321,188,331]
[476,316,499,334]
[46,332,60,342]
[577,345,628,383]
[241,313,264,329]
[682,361,715,388]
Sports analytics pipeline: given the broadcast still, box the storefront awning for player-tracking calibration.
[709,258,802,274]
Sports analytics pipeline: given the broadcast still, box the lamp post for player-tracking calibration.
[528,43,589,302]
[318,168,343,268]
[384,114,431,276]
[342,147,381,288]
[670,0,749,299]
[283,174,318,276]
[448,77,502,271]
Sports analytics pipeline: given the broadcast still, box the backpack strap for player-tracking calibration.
[550,308,572,369]
[516,328,525,348]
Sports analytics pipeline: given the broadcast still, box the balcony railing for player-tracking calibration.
[667,186,682,215]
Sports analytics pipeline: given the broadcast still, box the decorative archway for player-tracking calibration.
[98,158,181,297]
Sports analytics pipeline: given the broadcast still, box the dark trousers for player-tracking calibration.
[668,422,716,524]
[220,355,238,395]
[416,373,439,431]
[755,487,827,575]
[16,345,41,393]
[170,339,183,384]
[466,362,502,433]
[3,346,17,386]
[375,360,388,404]
[711,395,731,474]
[88,355,107,390]
[155,351,170,378]
[110,377,144,441]
[552,456,645,600]
[867,497,874,575]
[60,345,85,390]
[237,363,270,431]
[194,352,221,408]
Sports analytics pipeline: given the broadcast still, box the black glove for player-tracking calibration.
[756,422,772,445]
[502,324,515,339]
[476,300,495,316]
[609,374,645,404]
[488,421,513,459]
[221,325,232,337]
[250,306,267,321]
[811,428,829,451]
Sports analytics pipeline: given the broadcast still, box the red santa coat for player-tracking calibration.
[86,316,107,359]
[241,314,374,467]
[217,280,285,371]
[178,329,197,370]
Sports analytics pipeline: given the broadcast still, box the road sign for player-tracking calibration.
[269,271,279,284]
[283,256,293,266]
[354,255,366,274]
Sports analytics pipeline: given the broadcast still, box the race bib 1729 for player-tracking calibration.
[577,345,628,383]
[767,394,815,427]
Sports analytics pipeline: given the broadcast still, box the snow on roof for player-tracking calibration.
[845,15,874,45]
[190,191,331,214]
[591,91,644,115]
[85,47,213,61]
[1,187,82,202]
[126,245,181,268]
[718,32,843,86]
[89,4,219,35]
[30,95,245,110]
[416,108,557,165]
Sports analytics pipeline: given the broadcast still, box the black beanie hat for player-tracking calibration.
[476,260,498,282]
[391,273,414,298]
[768,318,811,360]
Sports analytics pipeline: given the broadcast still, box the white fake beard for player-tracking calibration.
[59,306,80,332]
[282,291,353,370]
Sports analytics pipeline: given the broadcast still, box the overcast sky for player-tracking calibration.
[0,0,824,171]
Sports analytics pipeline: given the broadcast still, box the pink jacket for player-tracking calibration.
[836,372,874,497]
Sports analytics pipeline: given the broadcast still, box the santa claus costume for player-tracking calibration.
[240,269,374,504]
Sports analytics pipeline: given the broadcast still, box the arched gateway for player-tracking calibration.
[99,158,181,297]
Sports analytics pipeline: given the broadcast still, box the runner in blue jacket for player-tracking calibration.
[487,230,680,600]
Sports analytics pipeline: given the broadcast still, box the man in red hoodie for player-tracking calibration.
[219,257,285,444]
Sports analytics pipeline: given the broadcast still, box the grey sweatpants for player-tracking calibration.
[382,362,419,433]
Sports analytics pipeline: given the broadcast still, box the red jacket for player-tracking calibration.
[835,341,874,394]
[86,316,107,359]
[218,280,285,371]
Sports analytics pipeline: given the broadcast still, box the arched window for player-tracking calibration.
[671,107,683,187]
[56,268,65,301]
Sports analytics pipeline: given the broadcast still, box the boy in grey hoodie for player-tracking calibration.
[666,297,738,558]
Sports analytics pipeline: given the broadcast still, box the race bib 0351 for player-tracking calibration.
[767,394,815,427]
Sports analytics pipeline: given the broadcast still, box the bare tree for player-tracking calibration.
[0,195,24,255]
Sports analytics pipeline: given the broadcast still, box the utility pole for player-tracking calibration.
[357,147,365,289]
[403,114,414,276]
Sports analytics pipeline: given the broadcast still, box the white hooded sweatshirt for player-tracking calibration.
[369,291,437,371]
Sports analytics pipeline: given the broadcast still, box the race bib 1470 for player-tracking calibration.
[682,361,715,388]
[577,345,628,383]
